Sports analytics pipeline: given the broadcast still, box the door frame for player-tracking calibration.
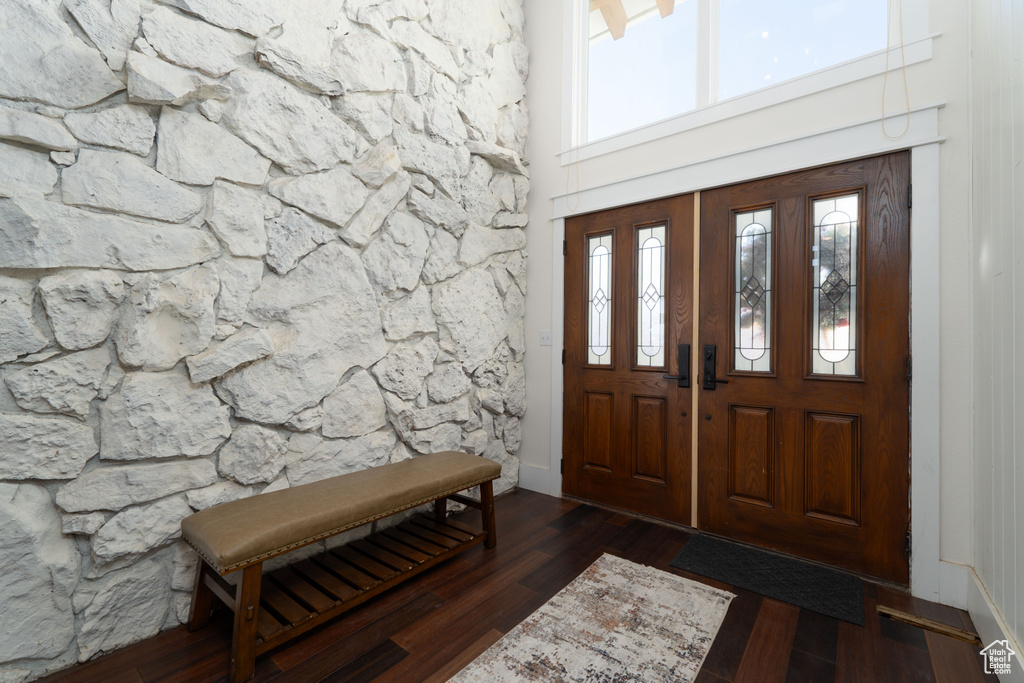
[532,104,960,606]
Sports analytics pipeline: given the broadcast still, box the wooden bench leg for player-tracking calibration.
[187,557,215,631]
[480,481,496,549]
[229,563,262,683]
[434,497,447,521]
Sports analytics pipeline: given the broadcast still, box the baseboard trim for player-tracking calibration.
[968,569,1024,682]
[936,560,970,609]
[517,462,556,496]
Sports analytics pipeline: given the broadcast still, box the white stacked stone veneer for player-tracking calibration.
[0,0,529,679]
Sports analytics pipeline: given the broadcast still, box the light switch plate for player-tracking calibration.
[539,331,553,346]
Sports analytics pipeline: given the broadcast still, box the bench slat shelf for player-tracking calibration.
[182,451,500,682]
[410,516,476,542]
[250,514,485,653]
[331,546,397,583]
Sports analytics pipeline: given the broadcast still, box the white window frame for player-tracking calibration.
[561,0,935,164]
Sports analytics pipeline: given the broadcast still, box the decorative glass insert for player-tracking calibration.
[636,224,666,367]
[734,208,772,372]
[812,194,859,376]
[588,234,613,365]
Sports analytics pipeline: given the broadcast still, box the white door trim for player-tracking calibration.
[535,104,949,604]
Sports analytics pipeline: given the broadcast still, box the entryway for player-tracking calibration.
[562,153,911,585]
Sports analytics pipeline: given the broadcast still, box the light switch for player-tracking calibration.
[539,331,553,346]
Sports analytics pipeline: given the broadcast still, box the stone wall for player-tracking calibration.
[0,0,528,679]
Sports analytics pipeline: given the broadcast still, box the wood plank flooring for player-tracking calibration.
[40,490,997,683]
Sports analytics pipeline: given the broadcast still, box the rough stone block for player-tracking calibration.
[0,197,221,271]
[0,143,58,195]
[38,271,126,351]
[126,51,230,106]
[0,0,124,108]
[216,242,386,424]
[0,483,80,664]
[322,369,386,439]
[76,560,170,662]
[63,149,204,223]
[269,165,371,230]
[114,266,220,371]
[285,431,396,486]
[5,348,111,420]
[0,105,77,152]
[0,275,49,364]
[186,327,274,383]
[92,495,193,563]
[0,415,98,481]
[56,460,218,513]
[217,424,292,485]
[63,106,156,157]
[100,371,231,461]
[156,107,271,187]
[142,5,252,78]
[222,69,363,175]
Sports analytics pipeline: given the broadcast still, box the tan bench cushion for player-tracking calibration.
[181,451,501,574]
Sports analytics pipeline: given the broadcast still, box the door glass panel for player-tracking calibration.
[734,208,772,372]
[636,224,667,367]
[812,194,859,375]
[588,234,613,365]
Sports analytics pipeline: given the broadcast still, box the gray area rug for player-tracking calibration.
[450,554,734,682]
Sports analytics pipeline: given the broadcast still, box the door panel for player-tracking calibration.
[564,195,694,524]
[583,392,614,471]
[803,411,861,525]
[633,396,668,482]
[698,153,910,584]
[728,405,775,507]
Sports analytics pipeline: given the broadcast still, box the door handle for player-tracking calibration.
[662,344,690,388]
[702,344,729,390]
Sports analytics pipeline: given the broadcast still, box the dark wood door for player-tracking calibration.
[697,153,911,584]
[564,195,694,524]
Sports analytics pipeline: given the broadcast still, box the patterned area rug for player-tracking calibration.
[450,554,734,682]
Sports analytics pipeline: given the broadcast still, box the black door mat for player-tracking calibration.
[670,534,865,626]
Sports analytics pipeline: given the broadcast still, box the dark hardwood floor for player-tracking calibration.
[41,489,996,683]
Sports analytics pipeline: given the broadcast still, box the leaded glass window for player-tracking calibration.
[811,194,859,376]
[734,208,772,372]
[636,224,666,367]
[588,234,613,365]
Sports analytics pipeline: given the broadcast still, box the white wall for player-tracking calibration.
[970,0,1024,655]
[521,0,974,582]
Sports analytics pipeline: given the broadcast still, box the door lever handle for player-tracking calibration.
[662,344,690,387]
[702,344,729,390]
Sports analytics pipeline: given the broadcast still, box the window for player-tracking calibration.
[587,233,613,364]
[635,224,667,367]
[718,0,887,100]
[583,0,890,143]
[587,2,698,141]
[734,208,772,372]
[811,194,859,376]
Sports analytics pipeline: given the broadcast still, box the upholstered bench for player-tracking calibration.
[181,451,501,683]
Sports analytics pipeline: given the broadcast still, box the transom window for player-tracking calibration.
[583,0,889,143]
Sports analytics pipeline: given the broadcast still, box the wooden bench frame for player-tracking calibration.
[186,482,496,683]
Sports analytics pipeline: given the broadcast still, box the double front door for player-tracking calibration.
[563,154,911,584]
